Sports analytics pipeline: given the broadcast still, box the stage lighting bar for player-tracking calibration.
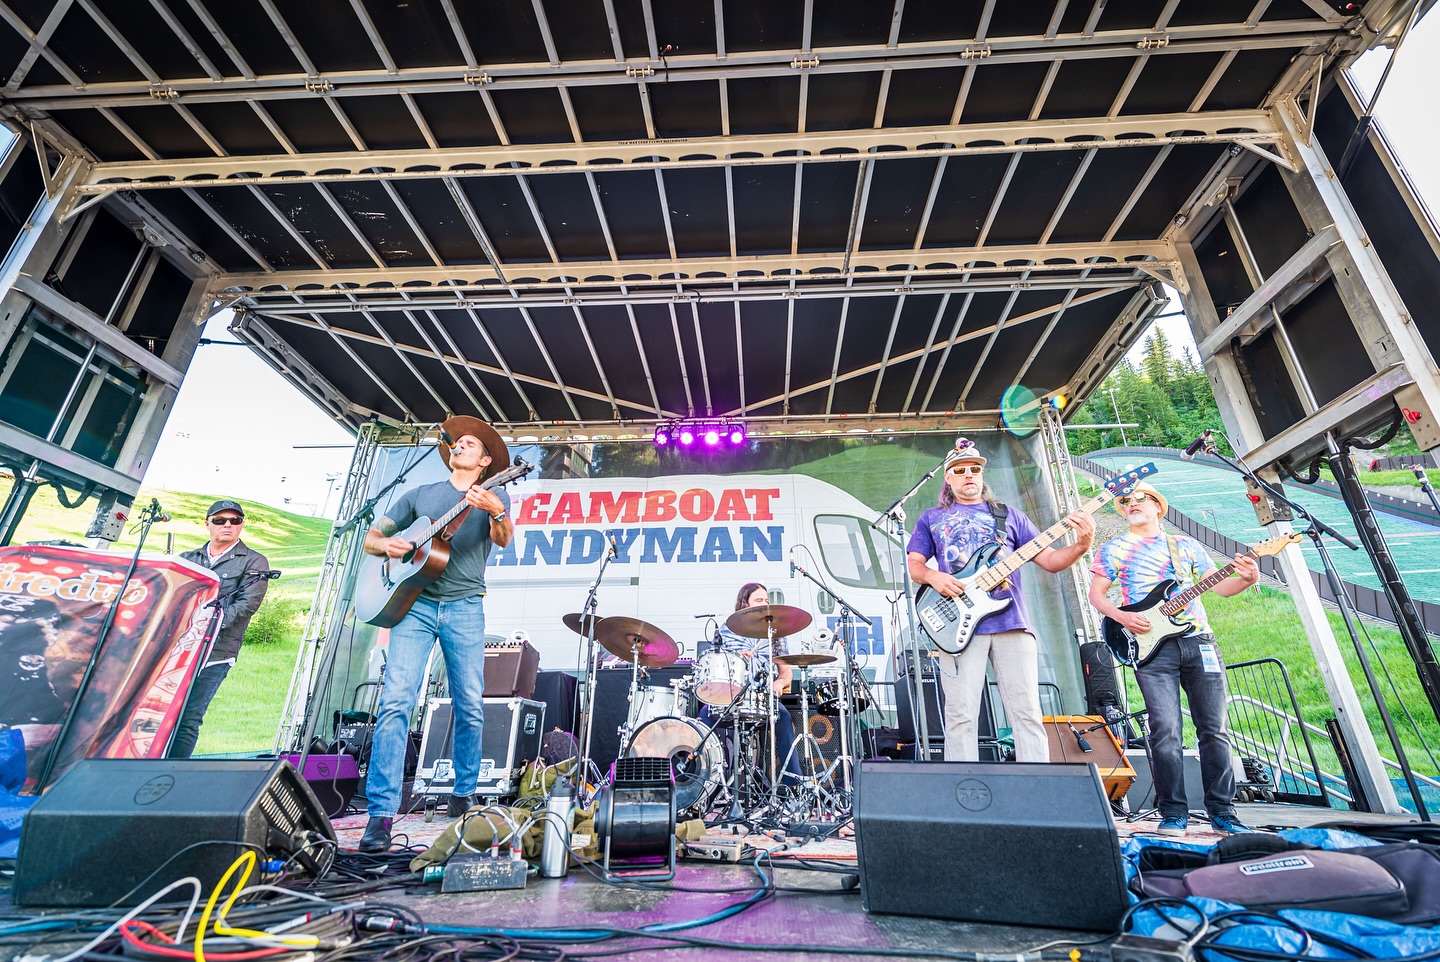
[653,418,746,448]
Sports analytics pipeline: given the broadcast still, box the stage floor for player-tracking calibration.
[2,798,1421,962]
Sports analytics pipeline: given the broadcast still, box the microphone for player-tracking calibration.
[1414,466,1427,483]
[1070,724,1093,753]
[789,549,796,579]
[439,430,456,448]
[1181,429,1212,460]
[254,570,282,580]
[607,531,618,557]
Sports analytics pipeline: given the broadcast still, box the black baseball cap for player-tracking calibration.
[206,500,245,519]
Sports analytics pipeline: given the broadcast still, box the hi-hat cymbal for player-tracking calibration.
[594,616,679,668]
[775,652,837,667]
[725,604,813,639]
[562,612,603,636]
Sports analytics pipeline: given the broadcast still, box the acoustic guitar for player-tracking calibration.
[355,458,534,627]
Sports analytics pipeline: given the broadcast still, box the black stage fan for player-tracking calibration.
[594,756,676,880]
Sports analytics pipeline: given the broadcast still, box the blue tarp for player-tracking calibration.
[1123,829,1440,957]
[0,727,36,858]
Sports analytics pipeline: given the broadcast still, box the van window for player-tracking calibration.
[814,514,902,591]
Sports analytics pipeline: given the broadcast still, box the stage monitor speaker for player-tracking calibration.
[281,752,360,818]
[1079,642,1123,715]
[14,759,334,907]
[1042,715,1136,801]
[855,760,1130,932]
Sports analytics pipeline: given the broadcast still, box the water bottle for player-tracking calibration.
[540,775,575,878]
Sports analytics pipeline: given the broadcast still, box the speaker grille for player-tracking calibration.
[614,756,671,786]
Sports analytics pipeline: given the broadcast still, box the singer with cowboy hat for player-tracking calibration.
[357,416,514,853]
[906,438,1095,762]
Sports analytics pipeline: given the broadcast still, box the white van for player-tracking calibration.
[483,473,905,683]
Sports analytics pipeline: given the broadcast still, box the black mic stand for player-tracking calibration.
[870,449,952,752]
[1074,707,1158,820]
[287,428,443,761]
[576,535,619,795]
[35,499,168,791]
[1204,435,1429,820]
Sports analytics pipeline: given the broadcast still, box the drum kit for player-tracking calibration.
[564,603,868,828]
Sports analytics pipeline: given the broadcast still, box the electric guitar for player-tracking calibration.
[355,458,534,628]
[1101,532,1299,667]
[914,464,1157,654]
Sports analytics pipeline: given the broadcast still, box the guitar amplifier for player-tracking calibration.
[484,641,540,698]
[417,697,546,800]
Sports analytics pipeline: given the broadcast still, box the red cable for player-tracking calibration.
[119,921,290,960]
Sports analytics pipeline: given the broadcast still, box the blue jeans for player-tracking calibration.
[1135,634,1237,820]
[168,662,231,759]
[367,595,487,817]
[698,703,803,784]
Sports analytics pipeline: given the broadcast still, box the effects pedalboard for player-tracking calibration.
[679,837,747,862]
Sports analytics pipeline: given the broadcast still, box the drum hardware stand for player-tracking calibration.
[575,536,620,799]
[871,445,955,750]
[789,559,867,791]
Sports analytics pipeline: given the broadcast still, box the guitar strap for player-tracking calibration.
[988,500,1008,544]
[440,506,472,543]
[1164,533,1197,587]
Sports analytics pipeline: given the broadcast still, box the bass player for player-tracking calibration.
[1086,480,1258,837]
[357,416,514,853]
[905,438,1094,762]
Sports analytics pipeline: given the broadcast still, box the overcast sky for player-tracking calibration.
[140,19,1440,517]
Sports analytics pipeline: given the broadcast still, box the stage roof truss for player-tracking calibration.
[0,0,1424,441]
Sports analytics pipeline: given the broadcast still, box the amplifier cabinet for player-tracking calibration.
[417,697,546,801]
[484,642,540,698]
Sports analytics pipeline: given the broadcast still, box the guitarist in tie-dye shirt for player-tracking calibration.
[1087,480,1258,838]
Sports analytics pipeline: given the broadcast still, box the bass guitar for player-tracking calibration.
[1101,532,1299,666]
[355,458,535,628]
[914,464,1157,654]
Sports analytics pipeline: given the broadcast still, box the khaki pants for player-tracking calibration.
[934,629,1048,763]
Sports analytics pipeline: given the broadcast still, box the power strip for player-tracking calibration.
[680,838,746,862]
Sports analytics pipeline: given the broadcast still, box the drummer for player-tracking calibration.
[699,582,804,785]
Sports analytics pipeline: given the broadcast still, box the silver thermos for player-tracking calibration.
[540,774,575,878]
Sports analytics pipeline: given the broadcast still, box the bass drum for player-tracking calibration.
[625,716,723,815]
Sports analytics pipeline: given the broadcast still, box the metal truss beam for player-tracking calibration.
[2,21,1343,109]
[218,240,1174,296]
[71,111,1280,196]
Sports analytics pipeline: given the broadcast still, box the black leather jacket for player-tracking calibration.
[179,540,271,663]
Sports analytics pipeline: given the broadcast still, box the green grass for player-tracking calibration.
[6,483,330,754]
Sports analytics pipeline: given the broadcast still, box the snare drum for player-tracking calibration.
[694,649,747,705]
[734,687,776,720]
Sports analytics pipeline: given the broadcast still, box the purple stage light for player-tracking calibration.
[703,428,720,445]
[729,428,745,444]
[654,428,669,445]
[679,428,695,445]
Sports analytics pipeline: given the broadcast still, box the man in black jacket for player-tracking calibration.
[170,500,271,758]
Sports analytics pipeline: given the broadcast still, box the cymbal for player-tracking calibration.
[725,604,813,639]
[562,612,604,636]
[775,652,837,667]
[594,616,679,668]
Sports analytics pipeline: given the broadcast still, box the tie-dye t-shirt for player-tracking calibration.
[906,500,1041,635]
[1090,533,1215,634]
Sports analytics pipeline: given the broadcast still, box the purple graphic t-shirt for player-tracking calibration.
[906,501,1041,635]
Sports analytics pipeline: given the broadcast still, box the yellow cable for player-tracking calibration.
[194,850,320,962]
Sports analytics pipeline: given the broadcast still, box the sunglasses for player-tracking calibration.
[947,464,984,475]
[1116,494,1156,507]
[209,517,244,526]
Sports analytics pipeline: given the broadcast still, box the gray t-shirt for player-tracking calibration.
[387,480,512,602]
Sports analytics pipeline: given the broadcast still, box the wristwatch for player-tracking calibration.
[492,510,508,523]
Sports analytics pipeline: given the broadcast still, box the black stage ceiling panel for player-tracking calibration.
[2,0,1396,435]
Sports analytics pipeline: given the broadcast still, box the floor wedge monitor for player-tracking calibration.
[854,760,1130,931]
[14,759,335,906]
